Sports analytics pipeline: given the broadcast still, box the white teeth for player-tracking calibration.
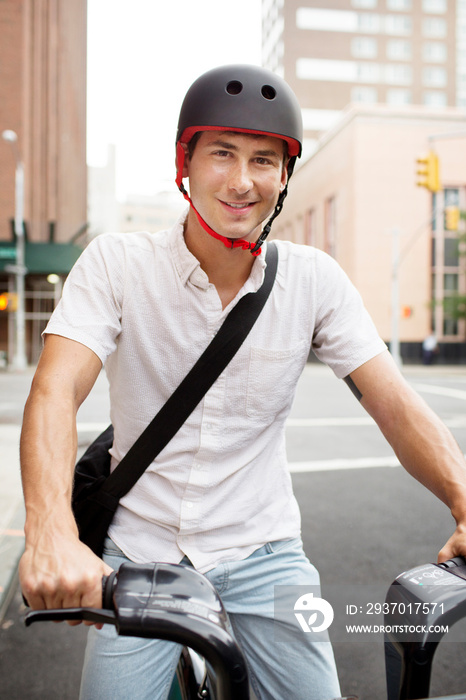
[227,202,249,208]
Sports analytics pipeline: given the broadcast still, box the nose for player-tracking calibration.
[227,160,253,195]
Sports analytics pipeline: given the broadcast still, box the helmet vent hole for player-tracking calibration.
[226,80,243,95]
[261,84,276,100]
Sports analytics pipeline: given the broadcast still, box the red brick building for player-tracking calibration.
[0,0,87,363]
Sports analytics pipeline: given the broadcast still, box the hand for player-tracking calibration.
[437,523,466,564]
[19,530,113,628]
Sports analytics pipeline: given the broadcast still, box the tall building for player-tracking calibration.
[273,104,466,360]
[0,0,87,364]
[263,0,466,361]
[262,0,466,155]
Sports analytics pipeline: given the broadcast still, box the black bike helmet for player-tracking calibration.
[175,64,303,255]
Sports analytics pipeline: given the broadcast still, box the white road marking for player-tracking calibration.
[286,416,466,428]
[413,383,466,401]
[289,456,400,472]
[286,417,375,427]
[76,422,110,432]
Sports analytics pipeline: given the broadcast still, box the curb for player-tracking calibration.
[0,501,25,622]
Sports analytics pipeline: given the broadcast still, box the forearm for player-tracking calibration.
[347,351,466,562]
[365,388,466,524]
[19,336,109,611]
[350,351,466,524]
[20,384,79,542]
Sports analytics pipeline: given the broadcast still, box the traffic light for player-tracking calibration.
[0,292,18,312]
[445,206,460,231]
[401,305,413,319]
[416,151,441,192]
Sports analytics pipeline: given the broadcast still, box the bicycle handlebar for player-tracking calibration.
[25,562,250,700]
[385,556,466,700]
[24,556,466,700]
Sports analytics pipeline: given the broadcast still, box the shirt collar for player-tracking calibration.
[168,209,268,293]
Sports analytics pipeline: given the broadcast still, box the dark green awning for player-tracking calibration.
[0,241,83,274]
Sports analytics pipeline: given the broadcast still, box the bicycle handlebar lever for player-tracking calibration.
[24,608,117,627]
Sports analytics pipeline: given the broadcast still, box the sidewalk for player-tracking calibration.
[0,424,24,619]
[0,367,32,621]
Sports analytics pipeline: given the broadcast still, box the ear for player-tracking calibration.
[279,160,289,192]
[181,143,190,178]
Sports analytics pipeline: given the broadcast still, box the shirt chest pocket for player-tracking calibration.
[246,341,309,421]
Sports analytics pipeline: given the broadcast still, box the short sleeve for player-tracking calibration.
[44,234,124,365]
[311,251,387,378]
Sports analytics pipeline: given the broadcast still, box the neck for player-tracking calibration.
[184,208,258,308]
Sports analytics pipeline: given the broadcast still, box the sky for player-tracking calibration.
[87,0,263,199]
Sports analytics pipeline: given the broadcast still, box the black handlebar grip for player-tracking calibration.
[438,556,466,569]
[102,570,118,610]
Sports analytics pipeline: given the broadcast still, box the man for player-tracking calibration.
[19,65,466,700]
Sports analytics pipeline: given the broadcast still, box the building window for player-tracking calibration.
[422,17,447,38]
[351,86,378,102]
[385,64,412,85]
[423,42,447,62]
[296,8,358,32]
[423,91,447,106]
[385,15,412,35]
[445,188,460,212]
[357,62,381,82]
[431,188,464,340]
[358,13,382,33]
[296,58,357,82]
[352,0,378,7]
[351,37,378,58]
[422,0,447,13]
[386,39,412,60]
[444,238,459,267]
[423,66,447,87]
[444,273,459,292]
[386,88,411,103]
[387,0,412,9]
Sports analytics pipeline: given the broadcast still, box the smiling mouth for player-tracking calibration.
[221,201,256,211]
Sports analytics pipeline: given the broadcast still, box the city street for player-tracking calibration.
[1,360,466,698]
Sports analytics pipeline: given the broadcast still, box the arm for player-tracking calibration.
[346,350,466,563]
[19,334,113,618]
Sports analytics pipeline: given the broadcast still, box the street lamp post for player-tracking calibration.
[2,129,28,370]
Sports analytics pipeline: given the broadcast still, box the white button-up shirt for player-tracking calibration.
[46,212,386,573]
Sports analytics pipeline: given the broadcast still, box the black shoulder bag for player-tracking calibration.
[72,243,278,557]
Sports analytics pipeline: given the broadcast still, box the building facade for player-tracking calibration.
[0,0,87,364]
[272,105,466,360]
[263,0,466,360]
[263,0,466,156]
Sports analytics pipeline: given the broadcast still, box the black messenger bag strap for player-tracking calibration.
[99,241,278,505]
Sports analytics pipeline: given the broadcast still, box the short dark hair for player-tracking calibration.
[186,130,288,164]
[187,132,202,159]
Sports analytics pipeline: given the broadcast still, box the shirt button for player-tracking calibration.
[186,501,193,509]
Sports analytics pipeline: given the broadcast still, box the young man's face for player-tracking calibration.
[183,131,288,244]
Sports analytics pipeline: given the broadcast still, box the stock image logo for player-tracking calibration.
[276,583,459,643]
[293,592,334,633]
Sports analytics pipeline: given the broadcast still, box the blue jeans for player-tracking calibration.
[79,537,341,700]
